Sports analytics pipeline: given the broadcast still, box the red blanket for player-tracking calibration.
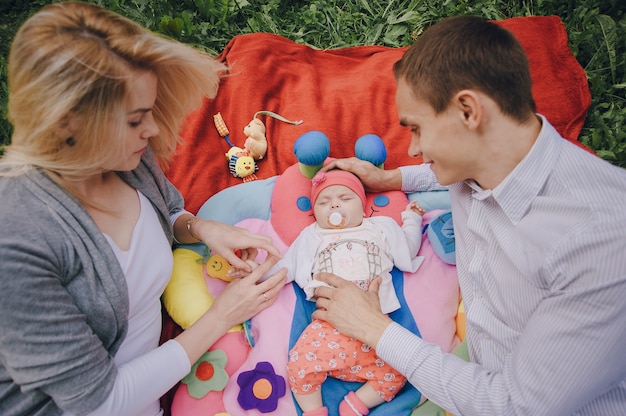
[161,15,591,415]
[166,15,590,215]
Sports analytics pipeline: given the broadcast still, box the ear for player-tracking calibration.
[54,112,79,140]
[452,90,481,130]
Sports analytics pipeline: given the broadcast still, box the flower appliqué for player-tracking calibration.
[237,361,286,413]
[182,349,229,399]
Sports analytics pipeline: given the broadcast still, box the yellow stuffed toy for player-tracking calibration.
[163,248,238,329]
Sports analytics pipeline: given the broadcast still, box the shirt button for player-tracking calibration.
[482,332,491,340]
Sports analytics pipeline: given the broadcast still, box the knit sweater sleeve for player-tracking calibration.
[0,175,124,415]
[0,150,188,416]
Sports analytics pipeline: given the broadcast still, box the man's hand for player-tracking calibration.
[312,273,393,348]
[320,157,402,193]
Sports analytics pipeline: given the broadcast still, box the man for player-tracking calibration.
[314,15,626,415]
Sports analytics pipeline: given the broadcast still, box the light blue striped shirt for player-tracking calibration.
[378,116,626,415]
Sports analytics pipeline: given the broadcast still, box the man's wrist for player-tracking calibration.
[382,168,403,192]
[361,314,393,348]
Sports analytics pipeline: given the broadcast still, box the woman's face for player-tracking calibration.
[313,185,364,229]
[105,70,159,172]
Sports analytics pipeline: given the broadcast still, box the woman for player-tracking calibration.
[0,2,286,415]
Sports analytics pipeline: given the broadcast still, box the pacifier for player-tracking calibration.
[325,210,350,229]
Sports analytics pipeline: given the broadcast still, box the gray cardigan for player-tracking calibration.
[0,148,183,415]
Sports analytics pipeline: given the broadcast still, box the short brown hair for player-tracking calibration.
[394,16,536,122]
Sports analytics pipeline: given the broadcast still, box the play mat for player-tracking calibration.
[158,15,591,416]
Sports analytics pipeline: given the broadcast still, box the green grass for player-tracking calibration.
[1,0,625,167]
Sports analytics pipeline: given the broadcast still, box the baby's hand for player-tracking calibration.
[227,259,260,279]
[406,200,425,216]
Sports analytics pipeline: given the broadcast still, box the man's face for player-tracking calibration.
[395,77,474,186]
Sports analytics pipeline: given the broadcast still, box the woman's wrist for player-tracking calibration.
[176,307,231,364]
[186,216,202,242]
[175,214,205,244]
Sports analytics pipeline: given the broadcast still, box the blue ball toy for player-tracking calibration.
[293,131,331,178]
[355,134,387,167]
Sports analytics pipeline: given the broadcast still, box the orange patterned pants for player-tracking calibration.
[287,319,406,401]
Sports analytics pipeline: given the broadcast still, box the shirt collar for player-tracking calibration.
[466,115,562,225]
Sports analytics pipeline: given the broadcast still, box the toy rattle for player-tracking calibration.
[214,111,302,182]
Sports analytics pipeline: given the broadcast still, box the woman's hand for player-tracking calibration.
[194,219,282,271]
[176,255,287,363]
[226,259,260,279]
[210,254,286,328]
[312,273,393,348]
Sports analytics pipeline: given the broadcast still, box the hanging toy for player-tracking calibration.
[245,111,303,160]
[242,118,267,160]
[213,111,303,182]
[227,148,258,182]
[214,112,257,182]
[213,111,236,148]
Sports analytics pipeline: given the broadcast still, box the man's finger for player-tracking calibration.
[314,285,334,300]
[314,272,344,287]
[315,297,330,311]
[318,160,339,172]
[368,276,382,294]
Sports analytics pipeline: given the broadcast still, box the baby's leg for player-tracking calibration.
[339,384,384,416]
[354,383,385,408]
[294,390,324,412]
[288,320,335,412]
[337,342,406,415]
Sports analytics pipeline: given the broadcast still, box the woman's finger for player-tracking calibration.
[257,266,288,294]
[239,254,278,282]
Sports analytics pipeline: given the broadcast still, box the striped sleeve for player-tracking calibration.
[399,164,447,193]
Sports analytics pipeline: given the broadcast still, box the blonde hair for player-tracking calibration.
[1,1,226,179]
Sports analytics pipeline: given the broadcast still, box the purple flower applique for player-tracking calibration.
[237,361,286,412]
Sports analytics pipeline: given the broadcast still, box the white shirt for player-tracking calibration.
[66,192,190,416]
[378,116,626,415]
[274,213,424,314]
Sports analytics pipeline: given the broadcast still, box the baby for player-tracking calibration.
[275,169,425,416]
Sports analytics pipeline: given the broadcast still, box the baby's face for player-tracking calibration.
[313,185,364,229]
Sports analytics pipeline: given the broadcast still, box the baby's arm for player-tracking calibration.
[231,227,317,283]
[406,200,425,217]
[401,201,425,257]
